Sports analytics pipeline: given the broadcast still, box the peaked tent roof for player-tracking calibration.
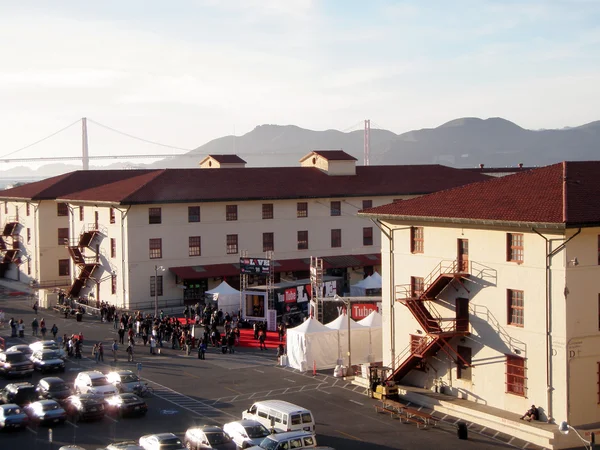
[325,313,364,330]
[360,161,600,227]
[358,311,383,328]
[288,317,331,334]
[354,273,382,290]
[205,281,240,295]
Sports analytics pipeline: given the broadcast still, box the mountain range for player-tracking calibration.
[4,117,600,179]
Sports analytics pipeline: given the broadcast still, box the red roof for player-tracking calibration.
[208,155,247,164]
[360,161,600,227]
[309,150,358,161]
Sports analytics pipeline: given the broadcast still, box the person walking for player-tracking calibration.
[32,301,38,315]
[198,339,206,360]
[150,335,156,355]
[31,317,39,336]
[258,330,267,351]
[97,342,104,362]
[92,344,98,362]
[18,319,25,338]
[40,319,47,338]
[111,339,118,362]
[126,343,134,362]
[51,324,58,340]
[9,318,17,337]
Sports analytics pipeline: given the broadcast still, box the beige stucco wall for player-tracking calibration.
[299,155,356,175]
[378,220,575,423]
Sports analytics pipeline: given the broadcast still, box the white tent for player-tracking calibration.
[325,313,373,366]
[349,272,382,296]
[205,281,241,314]
[357,311,383,363]
[286,318,339,371]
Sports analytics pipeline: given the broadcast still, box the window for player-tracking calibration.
[330,201,341,216]
[226,234,238,254]
[362,199,372,210]
[507,233,524,262]
[57,202,68,216]
[188,206,200,223]
[331,229,342,248]
[109,207,115,224]
[507,289,524,327]
[27,259,31,275]
[27,228,31,244]
[111,274,117,295]
[79,206,84,222]
[411,276,424,298]
[297,231,308,250]
[506,355,526,396]
[58,259,70,276]
[411,226,424,253]
[26,203,30,216]
[110,238,116,258]
[457,346,472,380]
[226,205,238,221]
[150,276,163,297]
[57,228,69,246]
[262,203,273,220]
[149,238,162,259]
[189,236,201,256]
[363,227,373,246]
[297,202,308,218]
[263,232,274,252]
[148,207,161,224]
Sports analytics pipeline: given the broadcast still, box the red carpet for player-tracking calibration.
[176,319,281,349]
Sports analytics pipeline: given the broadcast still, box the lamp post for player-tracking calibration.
[559,421,595,450]
[344,298,353,376]
[154,265,165,318]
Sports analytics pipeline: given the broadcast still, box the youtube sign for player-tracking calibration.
[351,303,378,320]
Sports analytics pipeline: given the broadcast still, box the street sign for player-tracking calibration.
[137,363,142,372]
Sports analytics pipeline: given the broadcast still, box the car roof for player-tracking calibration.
[226,419,264,427]
[40,377,66,385]
[264,431,314,441]
[1,403,21,409]
[6,382,34,389]
[80,370,105,378]
[250,400,311,414]
[142,433,179,440]
[32,340,56,346]
[7,345,31,352]
[37,348,60,354]
[35,399,59,406]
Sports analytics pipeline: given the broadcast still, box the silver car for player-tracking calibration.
[106,370,141,393]
[223,420,272,448]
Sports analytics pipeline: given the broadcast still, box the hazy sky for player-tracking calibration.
[0,0,599,166]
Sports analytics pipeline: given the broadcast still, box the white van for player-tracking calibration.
[242,400,315,433]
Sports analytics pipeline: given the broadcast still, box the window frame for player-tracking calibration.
[262,203,274,220]
[331,229,342,248]
[189,236,201,257]
[149,238,162,259]
[111,274,117,295]
[150,275,163,297]
[411,276,424,298]
[506,355,527,397]
[226,205,238,221]
[79,206,84,221]
[363,227,373,246]
[110,238,116,258]
[297,230,308,250]
[410,226,424,253]
[26,203,30,216]
[263,232,274,252]
[57,228,69,246]
[58,259,70,277]
[148,207,162,224]
[27,228,31,244]
[507,233,524,263]
[188,206,200,223]
[297,202,308,218]
[226,234,238,254]
[57,203,68,217]
[507,289,524,327]
[330,201,341,216]
[362,199,372,210]
[109,207,116,224]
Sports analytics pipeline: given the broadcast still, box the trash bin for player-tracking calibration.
[76,313,82,322]
[457,422,468,440]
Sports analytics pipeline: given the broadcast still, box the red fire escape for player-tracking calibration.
[387,260,471,382]
[66,224,101,298]
[0,217,22,277]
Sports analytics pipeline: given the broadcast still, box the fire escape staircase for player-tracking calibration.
[388,260,471,383]
[0,217,21,276]
[66,223,103,298]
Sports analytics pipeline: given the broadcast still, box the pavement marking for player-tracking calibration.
[105,415,118,423]
[26,426,38,435]
[349,399,364,406]
[283,378,296,383]
[253,369,265,373]
[225,386,243,395]
[335,429,363,441]
[65,421,78,429]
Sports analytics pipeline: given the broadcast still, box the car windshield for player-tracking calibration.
[3,407,22,416]
[41,352,60,361]
[6,353,28,363]
[121,374,139,383]
[91,378,109,386]
[206,432,231,445]
[122,395,139,404]
[42,403,60,411]
[245,425,271,438]
[158,438,183,448]
[259,437,279,450]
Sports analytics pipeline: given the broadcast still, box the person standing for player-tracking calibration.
[111,340,118,361]
[150,335,156,355]
[98,342,104,362]
[126,343,134,362]
[118,327,125,345]
[40,319,47,338]
[32,301,38,315]
[198,339,206,360]
[31,317,39,336]
[258,330,267,351]
[51,324,58,340]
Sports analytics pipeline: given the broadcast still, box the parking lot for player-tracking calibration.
[0,293,514,450]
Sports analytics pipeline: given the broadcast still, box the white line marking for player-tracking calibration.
[105,415,118,423]
[26,426,38,435]
[65,421,78,429]
[253,369,265,373]
[349,399,364,406]
[284,378,296,383]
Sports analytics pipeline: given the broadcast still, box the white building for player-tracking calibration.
[360,161,600,443]
[0,151,488,316]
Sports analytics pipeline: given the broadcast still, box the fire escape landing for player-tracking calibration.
[67,224,102,298]
[0,217,21,277]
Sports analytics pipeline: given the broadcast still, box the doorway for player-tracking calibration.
[455,297,469,332]
[457,239,469,272]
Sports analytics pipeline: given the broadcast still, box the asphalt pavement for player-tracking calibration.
[0,291,515,450]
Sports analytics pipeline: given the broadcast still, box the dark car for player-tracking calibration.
[0,382,37,406]
[0,351,34,378]
[0,403,29,430]
[24,399,67,426]
[30,349,65,373]
[64,394,105,422]
[5,345,33,358]
[36,377,72,403]
[105,393,147,418]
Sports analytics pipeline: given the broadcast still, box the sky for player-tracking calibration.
[0,0,599,169]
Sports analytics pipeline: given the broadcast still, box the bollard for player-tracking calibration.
[313,360,317,376]
[457,422,468,440]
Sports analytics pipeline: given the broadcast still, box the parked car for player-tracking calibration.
[106,370,141,393]
[5,345,33,357]
[105,393,147,418]
[0,382,37,406]
[73,371,119,396]
[63,394,106,422]
[0,403,29,430]
[139,433,186,450]
[246,431,317,450]
[223,420,272,449]
[104,440,145,449]
[23,399,67,426]
[184,426,237,449]
[0,351,34,378]
[30,349,66,373]
[36,377,72,403]
[29,340,67,359]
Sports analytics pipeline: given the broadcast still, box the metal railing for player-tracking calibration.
[391,335,436,372]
